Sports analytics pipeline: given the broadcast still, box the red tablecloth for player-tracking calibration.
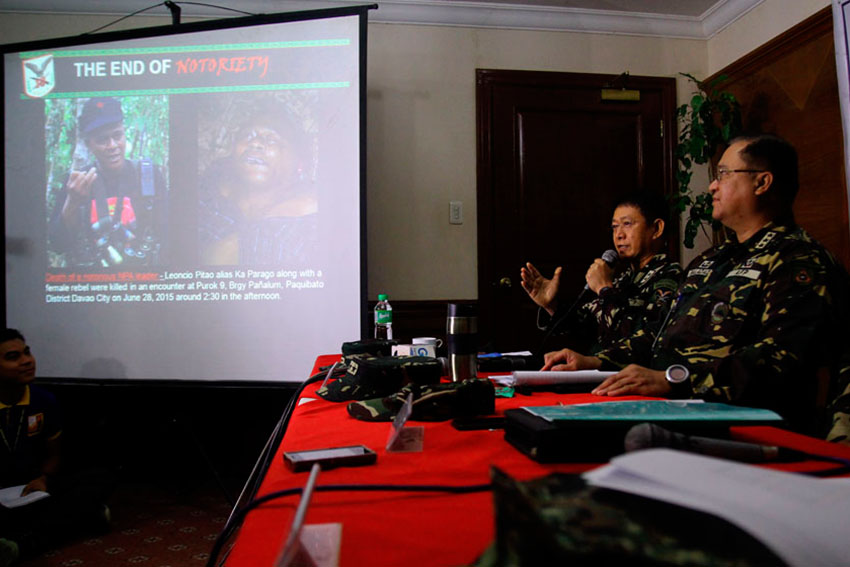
[220,355,850,566]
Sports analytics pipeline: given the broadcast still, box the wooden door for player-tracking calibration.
[476,69,677,352]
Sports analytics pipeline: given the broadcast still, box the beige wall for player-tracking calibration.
[0,4,826,299]
[0,14,171,43]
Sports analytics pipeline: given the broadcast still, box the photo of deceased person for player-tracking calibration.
[196,92,319,266]
[45,95,170,268]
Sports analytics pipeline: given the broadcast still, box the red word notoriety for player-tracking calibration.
[175,55,269,78]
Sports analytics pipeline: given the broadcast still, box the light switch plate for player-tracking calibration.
[449,201,463,224]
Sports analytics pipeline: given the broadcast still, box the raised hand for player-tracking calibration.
[520,262,561,315]
[60,167,98,227]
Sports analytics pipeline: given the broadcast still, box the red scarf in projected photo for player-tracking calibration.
[89,196,136,226]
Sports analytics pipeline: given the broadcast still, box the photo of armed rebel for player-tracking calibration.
[46,96,169,268]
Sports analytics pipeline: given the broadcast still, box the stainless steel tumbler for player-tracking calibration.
[447,303,477,382]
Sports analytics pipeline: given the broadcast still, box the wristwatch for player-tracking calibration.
[665,364,689,384]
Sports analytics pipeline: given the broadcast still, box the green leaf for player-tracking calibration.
[675,71,738,247]
[684,221,697,248]
[690,95,704,112]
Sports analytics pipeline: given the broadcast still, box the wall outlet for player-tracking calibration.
[449,201,463,225]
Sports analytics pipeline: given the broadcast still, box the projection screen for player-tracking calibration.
[2,6,367,382]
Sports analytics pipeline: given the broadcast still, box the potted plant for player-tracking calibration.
[674,73,742,248]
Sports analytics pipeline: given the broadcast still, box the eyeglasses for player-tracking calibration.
[715,168,766,181]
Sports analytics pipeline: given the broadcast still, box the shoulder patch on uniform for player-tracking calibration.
[710,302,729,323]
[652,278,679,291]
[653,288,674,300]
[794,267,813,284]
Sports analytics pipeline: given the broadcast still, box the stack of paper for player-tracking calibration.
[584,448,850,567]
[0,485,50,509]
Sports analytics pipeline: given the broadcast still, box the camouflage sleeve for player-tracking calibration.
[827,364,850,445]
[826,284,850,443]
[584,283,631,326]
[686,249,835,405]
[594,328,654,369]
[631,262,682,337]
[591,263,683,369]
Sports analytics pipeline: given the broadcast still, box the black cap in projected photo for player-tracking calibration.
[79,97,124,136]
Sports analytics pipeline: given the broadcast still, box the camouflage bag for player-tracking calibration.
[347,378,495,422]
[341,338,398,357]
[474,467,785,567]
[316,355,442,402]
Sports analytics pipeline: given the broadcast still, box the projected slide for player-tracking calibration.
[4,10,364,382]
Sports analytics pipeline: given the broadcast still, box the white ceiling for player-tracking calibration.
[0,0,765,39]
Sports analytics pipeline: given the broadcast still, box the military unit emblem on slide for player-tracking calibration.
[22,53,55,98]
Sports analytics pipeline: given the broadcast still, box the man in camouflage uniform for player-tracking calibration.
[523,192,682,355]
[543,135,847,433]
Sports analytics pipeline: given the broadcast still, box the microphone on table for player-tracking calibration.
[623,423,807,463]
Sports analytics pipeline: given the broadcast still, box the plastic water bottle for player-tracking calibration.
[374,293,393,339]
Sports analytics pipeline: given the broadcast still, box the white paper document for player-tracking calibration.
[584,448,850,567]
[0,485,50,509]
[509,370,615,387]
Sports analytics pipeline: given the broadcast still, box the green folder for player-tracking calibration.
[523,401,783,423]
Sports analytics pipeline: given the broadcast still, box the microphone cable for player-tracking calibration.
[210,364,339,566]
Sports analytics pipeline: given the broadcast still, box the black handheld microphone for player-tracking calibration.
[584,249,619,290]
[623,423,806,463]
[562,248,619,311]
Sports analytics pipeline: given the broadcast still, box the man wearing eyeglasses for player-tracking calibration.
[48,97,167,267]
[543,134,849,434]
